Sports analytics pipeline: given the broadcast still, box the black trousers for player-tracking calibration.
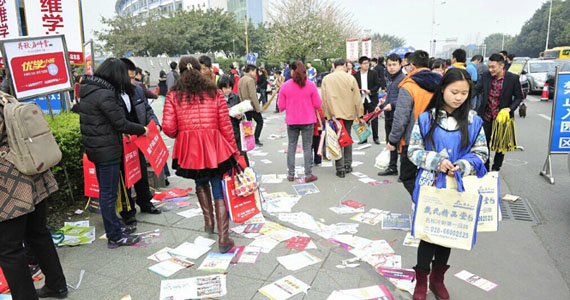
[482,120,504,171]
[246,111,264,141]
[120,151,155,222]
[312,133,322,164]
[417,240,451,271]
[384,119,399,170]
[363,101,379,140]
[0,200,67,300]
[399,145,418,198]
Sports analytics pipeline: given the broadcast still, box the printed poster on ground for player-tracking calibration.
[23,0,85,65]
[0,35,73,100]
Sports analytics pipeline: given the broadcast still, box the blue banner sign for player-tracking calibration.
[22,93,63,115]
[551,73,570,153]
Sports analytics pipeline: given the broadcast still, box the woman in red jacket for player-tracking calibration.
[162,56,239,253]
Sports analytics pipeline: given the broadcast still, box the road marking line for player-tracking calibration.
[539,114,551,121]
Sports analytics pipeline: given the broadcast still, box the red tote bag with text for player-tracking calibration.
[337,120,354,148]
[123,136,142,188]
[135,120,169,175]
[83,153,99,198]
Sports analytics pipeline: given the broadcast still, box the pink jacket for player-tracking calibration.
[278,80,322,125]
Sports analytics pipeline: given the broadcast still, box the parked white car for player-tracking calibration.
[522,60,556,93]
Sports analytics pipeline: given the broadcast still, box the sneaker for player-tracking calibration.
[304,175,318,183]
[108,234,141,249]
[36,285,68,299]
[121,224,137,235]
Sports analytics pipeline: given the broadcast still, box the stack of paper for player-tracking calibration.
[277,251,322,271]
[258,275,310,300]
[159,274,227,300]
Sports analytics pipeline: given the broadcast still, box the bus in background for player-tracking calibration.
[539,46,570,60]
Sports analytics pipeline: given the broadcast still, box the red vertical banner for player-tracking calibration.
[135,120,168,176]
[123,136,142,188]
[83,153,99,198]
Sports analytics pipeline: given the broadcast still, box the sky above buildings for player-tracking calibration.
[84,0,547,53]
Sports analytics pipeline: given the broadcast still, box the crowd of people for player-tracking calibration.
[0,44,524,300]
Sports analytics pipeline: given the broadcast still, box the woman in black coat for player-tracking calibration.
[78,58,148,249]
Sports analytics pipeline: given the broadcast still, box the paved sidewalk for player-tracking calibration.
[36,100,570,300]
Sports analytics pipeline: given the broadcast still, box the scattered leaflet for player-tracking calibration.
[264,195,301,214]
[176,207,202,219]
[382,213,412,231]
[376,268,415,281]
[148,257,194,277]
[349,240,395,259]
[355,144,372,150]
[329,206,365,214]
[159,274,227,300]
[198,252,235,273]
[454,270,498,292]
[286,236,311,251]
[194,236,216,247]
[168,242,211,260]
[327,285,394,300]
[341,200,366,209]
[362,254,402,269]
[351,209,388,226]
[59,224,95,246]
[248,235,280,253]
[147,247,174,262]
[278,212,320,232]
[316,223,360,239]
[261,174,283,184]
[258,275,310,300]
[238,246,261,264]
[244,223,264,233]
[277,251,322,271]
[229,246,245,264]
[244,213,266,224]
[403,233,421,248]
[292,183,320,196]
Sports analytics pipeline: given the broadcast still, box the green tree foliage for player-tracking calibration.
[484,0,570,58]
[266,0,360,62]
[371,33,406,57]
[483,33,514,56]
[96,8,261,57]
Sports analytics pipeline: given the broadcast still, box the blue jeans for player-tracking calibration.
[95,162,122,241]
[471,95,480,111]
[259,89,267,105]
[195,175,223,200]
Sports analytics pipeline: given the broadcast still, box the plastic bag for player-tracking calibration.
[374,148,391,170]
[229,100,253,117]
[326,120,342,160]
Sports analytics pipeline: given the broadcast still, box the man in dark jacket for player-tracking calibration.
[371,57,387,90]
[474,53,522,171]
[354,56,381,144]
[119,58,162,224]
[387,50,441,196]
[378,54,406,176]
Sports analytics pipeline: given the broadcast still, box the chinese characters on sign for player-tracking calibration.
[550,74,570,152]
[23,0,84,64]
[346,39,359,62]
[0,0,18,38]
[2,35,72,99]
[361,38,372,58]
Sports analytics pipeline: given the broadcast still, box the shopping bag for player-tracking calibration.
[83,153,99,198]
[123,136,142,188]
[0,266,9,293]
[337,120,353,148]
[412,172,482,250]
[233,164,259,197]
[325,120,342,160]
[240,121,256,152]
[222,172,260,223]
[316,132,325,157]
[447,171,500,232]
[374,148,391,170]
[352,122,371,143]
[135,120,169,176]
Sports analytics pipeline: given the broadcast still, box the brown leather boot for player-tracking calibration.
[214,199,234,253]
[413,267,429,300]
[195,185,215,234]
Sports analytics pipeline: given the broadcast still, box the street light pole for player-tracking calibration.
[545,0,553,51]
[501,32,505,51]
[431,0,435,55]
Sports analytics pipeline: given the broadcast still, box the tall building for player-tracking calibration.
[227,0,265,26]
[116,0,227,17]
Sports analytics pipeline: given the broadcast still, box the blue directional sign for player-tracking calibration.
[22,93,63,115]
[550,73,570,153]
[246,54,256,65]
